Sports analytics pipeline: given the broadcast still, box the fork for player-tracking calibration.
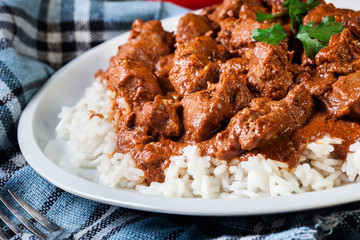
[0,189,70,240]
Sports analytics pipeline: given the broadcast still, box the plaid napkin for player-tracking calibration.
[1,0,360,239]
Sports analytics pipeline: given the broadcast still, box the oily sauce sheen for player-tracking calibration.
[97,0,360,184]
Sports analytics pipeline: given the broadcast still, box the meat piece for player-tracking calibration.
[315,29,360,75]
[255,136,300,167]
[106,59,162,104]
[316,30,359,65]
[135,95,182,139]
[303,3,360,38]
[227,5,271,55]
[117,127,152,152]
[181,67,252,142]
[216,2,292,57]
[155,54,174,79]
[103,20,173,105]
[133,140,185,183]
[176,13,216,43]
[238,4,268,21]
[220,57,249,75]
[322,71,360,119]
[155,54,176,94]
[117,95,182,149]
[117,139,175,183]
[169,36,230,95]
[207,0,264,22]
[230,18,263,50]
[135,142,170,183]
[115,19,175,69]
[214,84,313,159]
[116,109,153,151]
[117,96,183,184]
[297,27,360,98]
[247,42,294,100]
[261,0,285,11]
[217,17,237,51]
[294,64,337,97]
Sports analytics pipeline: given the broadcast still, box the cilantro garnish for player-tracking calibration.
[255,12,286,22]
[250,0,344,59]
[251,24,288,45]
[295,16,345,58]
[284,0,321,30]
[255,0,321,29]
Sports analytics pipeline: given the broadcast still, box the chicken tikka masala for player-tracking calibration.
[96,0,360,184]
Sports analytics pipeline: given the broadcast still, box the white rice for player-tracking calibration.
[46,79,360,199]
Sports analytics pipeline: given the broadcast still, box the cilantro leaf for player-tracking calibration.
[294,15,303,29]
[285,0,321,30]
[303,16,345,42]
[256,12,286,22]
[296,16,345,58]
[296,26,328,59]
[251,24,288,45]
[283,0,320,11]
[283,0,290,8]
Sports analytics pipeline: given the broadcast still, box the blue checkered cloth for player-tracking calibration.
[1,0,360,239]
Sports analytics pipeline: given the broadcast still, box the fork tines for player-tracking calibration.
[0,189,66,240]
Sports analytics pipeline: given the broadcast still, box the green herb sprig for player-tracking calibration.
[251,0,345,58]
[255,12,286,22]
[251,24,288,45]
[284,0,321,30]
[295,16,345,58]
[256,0,321,30]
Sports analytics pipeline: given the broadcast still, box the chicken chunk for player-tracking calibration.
[294,61,341,97]
[214,84,313,159]
[115,19,175,69]
[117,96,182,155]
[247,42,294,100]
[169,36,230,96]
[176,13,216,43]
[315,29,360,76]
[181,63,252,142]
[304,3,360,38]
[135,95,182,139]
[223,5,271,55]
[105,59,162,104]
[322,71,360,119]
[207,0,264,22]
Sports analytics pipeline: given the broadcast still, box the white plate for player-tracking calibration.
[18,2,360,216]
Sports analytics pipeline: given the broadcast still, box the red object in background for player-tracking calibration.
[149,0,223,10]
